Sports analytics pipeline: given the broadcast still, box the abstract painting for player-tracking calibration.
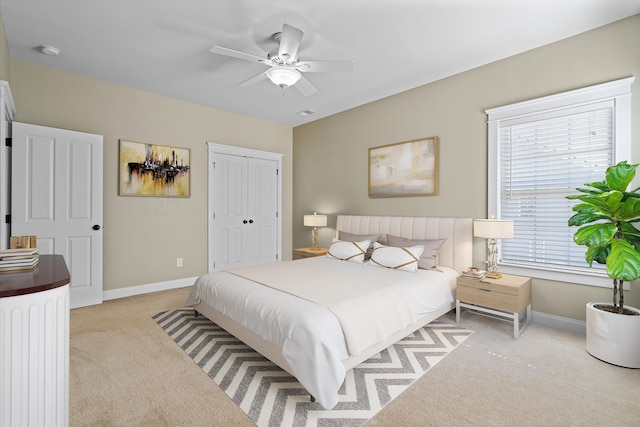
[119,139,190,197]
[369,136,438,197]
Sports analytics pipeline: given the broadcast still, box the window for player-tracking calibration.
[486,77,634,287]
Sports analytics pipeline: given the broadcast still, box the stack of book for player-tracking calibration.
[0,247,40,272]
[461,268,486,279]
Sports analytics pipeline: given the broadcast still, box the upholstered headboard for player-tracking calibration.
[336,215,472,273]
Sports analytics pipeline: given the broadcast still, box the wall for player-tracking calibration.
[292,14,640,321]
[9,59,293,291]
[0,18,9,81]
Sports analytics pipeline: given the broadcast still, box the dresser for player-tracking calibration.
[0,255,71,426]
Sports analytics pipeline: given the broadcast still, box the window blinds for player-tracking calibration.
[498,101,613,272]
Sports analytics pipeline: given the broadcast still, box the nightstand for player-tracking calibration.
[456,273,532,339]
[292,247,328,260]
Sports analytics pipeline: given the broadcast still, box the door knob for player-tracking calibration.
[243,220,248,224]
[92,224,101,230]
[249,219,253,224]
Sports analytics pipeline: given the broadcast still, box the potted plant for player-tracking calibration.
[567,160,640,368]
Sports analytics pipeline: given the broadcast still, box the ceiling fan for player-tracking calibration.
[210,23,354,96]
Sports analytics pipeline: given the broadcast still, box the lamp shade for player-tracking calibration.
[266,66,301,88]
[304,213,327,227]
[474,219,513,239]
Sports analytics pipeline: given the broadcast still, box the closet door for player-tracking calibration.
[209,144,281,272]
[245,157,278,265]
[211,152,248,271]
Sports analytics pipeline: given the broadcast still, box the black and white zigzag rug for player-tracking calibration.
[153,308,472,427]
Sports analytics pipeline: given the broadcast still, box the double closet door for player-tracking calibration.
[208,143,282,272]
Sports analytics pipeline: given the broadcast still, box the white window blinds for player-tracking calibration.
[498,102,613,273]
[486,77,634,286]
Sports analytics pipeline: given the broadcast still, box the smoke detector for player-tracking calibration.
[39,45,61,56]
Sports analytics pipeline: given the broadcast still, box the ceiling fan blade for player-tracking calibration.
[296,60,355,73]
[238,71,268,87]
[294,76,317,96]
[278,24,303,61]
[210,46,267,64]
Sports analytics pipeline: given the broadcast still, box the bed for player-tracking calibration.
[185,215,472,409]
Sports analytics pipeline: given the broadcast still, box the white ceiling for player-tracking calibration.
[1,1,639,127]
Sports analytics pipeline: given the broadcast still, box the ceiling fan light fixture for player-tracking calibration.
[266,66,301,88]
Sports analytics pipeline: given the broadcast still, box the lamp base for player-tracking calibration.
[485,272,502,279]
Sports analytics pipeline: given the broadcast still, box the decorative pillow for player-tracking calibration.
[326,239,371,263]
[368,242,424,272]
[386,235,447,270]
[338,231,384,260]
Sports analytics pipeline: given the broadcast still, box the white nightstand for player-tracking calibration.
[456,273,532,339]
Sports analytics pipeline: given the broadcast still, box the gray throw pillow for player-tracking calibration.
[386,234,446,270]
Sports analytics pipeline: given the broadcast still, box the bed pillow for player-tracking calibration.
[325,239,371,263]
[338,231,383,260]
[368,242,424,272]
[386,235,447,270]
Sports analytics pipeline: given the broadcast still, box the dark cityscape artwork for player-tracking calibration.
[119,139,190,197]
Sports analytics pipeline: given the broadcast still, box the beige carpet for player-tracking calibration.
[70,287,640,426]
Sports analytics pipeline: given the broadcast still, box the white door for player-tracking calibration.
[211,152,247,271]
[11,122,103,309]
[0,82,15,250]
[245,157,278,264]
[208,143,282,272]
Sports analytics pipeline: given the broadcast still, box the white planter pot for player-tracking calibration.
[586,302,640,368]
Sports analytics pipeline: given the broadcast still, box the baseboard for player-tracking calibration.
[101,280,588,336]
[103,276,198,302]
[532,310,586,336]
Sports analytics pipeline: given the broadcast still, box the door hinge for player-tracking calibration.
[276,169,279,175]
[5,138,11,147]
[5,214,10,224]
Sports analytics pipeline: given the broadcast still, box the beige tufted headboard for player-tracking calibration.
[336,215,472,273]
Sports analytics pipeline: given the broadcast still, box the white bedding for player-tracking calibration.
[185,256,458,409]
[227,260,418,356]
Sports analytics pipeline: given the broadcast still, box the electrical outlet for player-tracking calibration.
[176,258,183,268]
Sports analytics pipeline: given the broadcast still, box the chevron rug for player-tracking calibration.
[153,308,472,427]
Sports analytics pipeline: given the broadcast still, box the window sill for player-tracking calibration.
[498,264,627,290]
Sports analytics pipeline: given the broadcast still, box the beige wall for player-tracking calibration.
[292,14,640,321]
[0,18,9,81]
[10,59,293,291]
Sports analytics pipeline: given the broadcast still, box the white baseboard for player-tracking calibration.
[532,310,586,336]
[102,276,198,302]
[101,279,588,336]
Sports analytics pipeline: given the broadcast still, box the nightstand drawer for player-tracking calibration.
[456,285,526,312]
[293,247,328,260]
[457,275,524,295]
[456,274,531,313]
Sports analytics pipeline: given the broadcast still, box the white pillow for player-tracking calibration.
[326,239,370,263]
[368,242,424,272]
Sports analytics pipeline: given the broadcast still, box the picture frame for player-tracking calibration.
[119,139,191,197]
[368,136,438,197]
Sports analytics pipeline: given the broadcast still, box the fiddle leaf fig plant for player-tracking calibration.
[566,161,640,315]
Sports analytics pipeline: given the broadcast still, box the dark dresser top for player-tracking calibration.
[0,254,70,298]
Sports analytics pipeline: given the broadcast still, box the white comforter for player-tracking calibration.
[185,257,457,409]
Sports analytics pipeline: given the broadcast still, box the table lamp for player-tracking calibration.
[304,212,327,250]
[474,218,513,279]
